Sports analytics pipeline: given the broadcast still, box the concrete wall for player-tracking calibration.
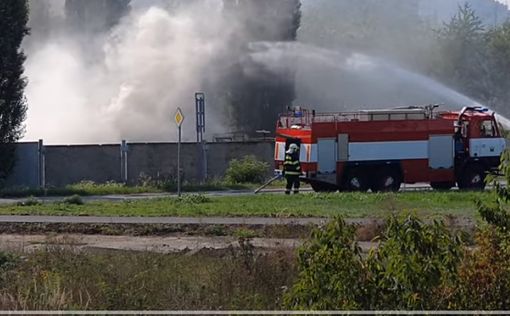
[7,141,275,187]
[126,142,199,184]
[45,144,121,187]
[4,142,40,187]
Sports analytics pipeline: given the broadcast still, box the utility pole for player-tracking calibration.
[195,92,207,182]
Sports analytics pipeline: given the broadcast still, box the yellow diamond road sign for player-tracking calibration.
[174,108,184,127]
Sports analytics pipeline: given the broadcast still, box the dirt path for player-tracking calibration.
[0,234,377,254]
[0,215,331,225]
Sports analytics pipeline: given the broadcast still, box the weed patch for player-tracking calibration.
[0,248,296,310]
[63,195,84,205]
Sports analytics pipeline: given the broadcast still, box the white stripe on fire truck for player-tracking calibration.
[275,142,286,161]
[275,142,317,163]
[299,144,318,163]
[348,140,428,161]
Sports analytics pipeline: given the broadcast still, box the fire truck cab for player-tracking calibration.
[274,106,506,192]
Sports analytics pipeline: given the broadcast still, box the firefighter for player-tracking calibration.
[283,143,301,194]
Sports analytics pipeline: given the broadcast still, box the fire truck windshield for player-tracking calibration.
[481,120,497,137]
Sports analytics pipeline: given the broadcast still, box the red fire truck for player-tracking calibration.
[274,105,506,192]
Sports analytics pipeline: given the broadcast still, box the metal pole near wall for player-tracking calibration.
[174,107,185,197]
[120,140,128,183]
[38,139,45,189]
[195,92,207,182]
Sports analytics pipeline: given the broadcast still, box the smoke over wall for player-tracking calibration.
[23,0,300,144]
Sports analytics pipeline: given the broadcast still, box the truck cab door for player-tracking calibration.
[469,119,506,158]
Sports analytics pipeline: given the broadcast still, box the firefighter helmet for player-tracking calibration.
[287,143,299,154]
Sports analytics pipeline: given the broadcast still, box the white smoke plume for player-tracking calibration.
[23,1,236,144]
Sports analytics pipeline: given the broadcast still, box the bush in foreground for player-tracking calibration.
[284,215,463,310]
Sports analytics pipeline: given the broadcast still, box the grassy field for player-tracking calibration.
[2,191,493,218]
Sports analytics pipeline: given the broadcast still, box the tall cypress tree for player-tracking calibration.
[0,0,29,179]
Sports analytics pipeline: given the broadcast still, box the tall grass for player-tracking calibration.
[0,246,296,310]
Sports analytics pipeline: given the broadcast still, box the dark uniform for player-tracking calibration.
[283,149,301,194]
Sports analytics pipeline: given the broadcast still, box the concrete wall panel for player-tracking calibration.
[45,145,121,187]
[4,142,40,187]
[126,143,199,184]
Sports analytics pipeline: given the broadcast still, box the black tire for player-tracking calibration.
[458,164,486,190]
[370,168,402,192]
[342,168,370,192]
[310,181,339,193]
[430,181,455,190]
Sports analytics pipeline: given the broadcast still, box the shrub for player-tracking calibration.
[364,216,463,310]
[63,195,84,205]
[225,155,269,184]
[16,196,42,206]
[283,217,365,310]
[284,215,463,310]
[450,226,510,309]
[0,251,17,271]
[453,149,510,309]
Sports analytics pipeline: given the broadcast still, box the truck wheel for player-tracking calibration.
[430,182,455,190]
[459,165,486,190]
[310,182,339,193]
[371,168,402,192]
[342,169,369,192]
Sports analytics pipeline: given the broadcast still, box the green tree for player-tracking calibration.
[0,0,29,179]
[434,3,490,102]
[484,21,510,113]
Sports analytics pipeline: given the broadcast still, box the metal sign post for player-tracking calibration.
[195,92,207,182]
[174,108,185,197]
